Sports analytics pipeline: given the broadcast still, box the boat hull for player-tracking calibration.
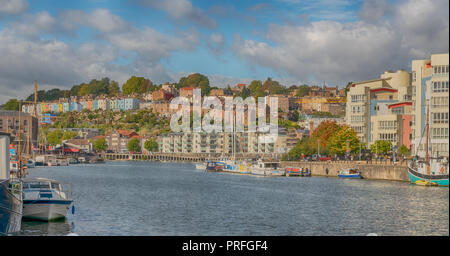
[407,167,449,187]
[0,180,22,235]
[23,200,72,221]
[338,174,361,179]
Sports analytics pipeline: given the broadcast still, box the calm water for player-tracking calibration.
[16,161,449,236]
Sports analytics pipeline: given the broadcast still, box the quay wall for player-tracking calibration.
[280,161,409,182]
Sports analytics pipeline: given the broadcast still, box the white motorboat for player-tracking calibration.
[249,159,284,177]
[195,163,206,170]
[22,178,73,221]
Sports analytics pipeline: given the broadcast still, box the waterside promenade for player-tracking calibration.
[98,152,410,182]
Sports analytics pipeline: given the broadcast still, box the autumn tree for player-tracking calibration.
[328,125,361,154]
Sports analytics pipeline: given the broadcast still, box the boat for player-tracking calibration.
[249,159,284,177]
[22,178,73,221]
[0,134,23,235]
[408,158,448,186]
[25,159,35,168]
[337,168,361,178]
[286,167,311,177]
[408,100,449,187]
[205,161,219,172]
[195,163,206,170]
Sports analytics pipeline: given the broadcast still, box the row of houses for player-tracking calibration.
[22,97,141,116]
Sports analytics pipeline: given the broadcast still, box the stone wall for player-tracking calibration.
[281,161,409,182]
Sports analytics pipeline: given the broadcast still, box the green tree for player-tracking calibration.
[127,138,141,153]
[47,129,63,146]
[296,85,311,97]
[398,145,410,156]
[108,81,120,96]
[177,73,211,95]
[328,125,361,154]
[3,99,20,111]
[370,140,392,155]
[144,139,158,152]
[93,138,108,152]
[62,130,77,140]
[122,76,153,95]
[288,137,314,160]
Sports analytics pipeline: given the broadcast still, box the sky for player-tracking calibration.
[0,0,448,104]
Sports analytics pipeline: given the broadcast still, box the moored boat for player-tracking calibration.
[249,159,284,177]
[22,178,73,221]
[337,168,361,179]
[408,159,448,187]
[0,134,23,235]
[195,163,206,170]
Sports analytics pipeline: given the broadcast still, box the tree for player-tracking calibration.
[144,139,158,152]
[288,137,314,160]
[3,99,20,111]
[93,138,108,152]
[127,138,141,153]
[328,125,361,154]
[398,145,410,156]
[62,130,77,141]
[122,76,153,95]
[47,129,63,146]
[177,73,211,95]
[370,140,392,155]
[296,85,310,97]
[310,120,341,153]
[108,81,120,96]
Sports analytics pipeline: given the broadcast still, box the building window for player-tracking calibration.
[0,119,2,129]
[432,112,449,124]
[431,96,449,108]
[431,128,449,139]
[432,81,449,93]
[412,71,416,82]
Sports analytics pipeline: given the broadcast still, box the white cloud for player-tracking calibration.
[207,33,225,56]
[141,0,217,28]
[0,0,28,16]
[234,0,449,85]
[60,9,129,33]
[0,8,201,103]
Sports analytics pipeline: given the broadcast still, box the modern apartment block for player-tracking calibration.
[411,53,449,157]
[157,128,298,156]
[346,70,412,148]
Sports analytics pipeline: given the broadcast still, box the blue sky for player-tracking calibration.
[0,0,448,103]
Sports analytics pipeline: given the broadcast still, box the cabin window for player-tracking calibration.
[51,183,60,190]
[28,182,50,189]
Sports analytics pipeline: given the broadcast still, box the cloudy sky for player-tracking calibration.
[0,0,448,104]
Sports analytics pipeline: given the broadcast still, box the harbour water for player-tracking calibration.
[16,161,449,236]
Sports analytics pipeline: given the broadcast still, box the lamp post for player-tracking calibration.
[317,139,320,157]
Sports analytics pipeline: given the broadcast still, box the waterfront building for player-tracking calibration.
[105,130,141,153]
[345,69,411,146]
[411,53,449,157]
[0,110,39,154]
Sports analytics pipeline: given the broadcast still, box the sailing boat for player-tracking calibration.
[408,99,449,186]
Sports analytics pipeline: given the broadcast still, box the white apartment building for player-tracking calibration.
[411,53,449,157]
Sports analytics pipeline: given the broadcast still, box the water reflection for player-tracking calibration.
[19,219,73,236]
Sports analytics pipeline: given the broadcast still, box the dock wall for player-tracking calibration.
[280,161,409,182]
